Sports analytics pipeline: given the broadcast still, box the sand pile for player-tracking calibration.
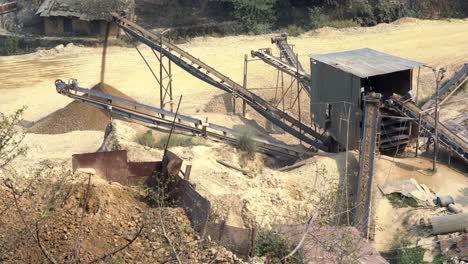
[28,83,135,134]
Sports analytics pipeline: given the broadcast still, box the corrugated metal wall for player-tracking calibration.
[310,60,362,149]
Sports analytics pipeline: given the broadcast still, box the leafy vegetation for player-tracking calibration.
[0,36,20,56]
[395,239,426,264]
[237,129,256,156]
[387,194,418,208]
[389,238,445,264]
[255,230,306,264]
[135,130,207,149]
[0,107,28,169]
[138,0,468,39]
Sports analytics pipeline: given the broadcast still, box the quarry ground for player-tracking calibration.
[0,17,467,261]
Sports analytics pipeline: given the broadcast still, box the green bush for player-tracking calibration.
[135,130,156,147]
[232,0,277,30]
[251,23,273,35]
[387,194,418,208]
[237,129,256,156]
[0,36,20,56]
[135,130,207,149]
[283,25,305,37]
[351,1,377,26]
[323,19,360,29]
[255,230,305,264]
[395,238,426,264]
[153,134,204,149]
[308,7,330,29]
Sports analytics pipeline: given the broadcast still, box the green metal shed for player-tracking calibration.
[309,48,423,150]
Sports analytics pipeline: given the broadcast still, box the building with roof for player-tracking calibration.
[309,48,424,150]
[36,0,134,36]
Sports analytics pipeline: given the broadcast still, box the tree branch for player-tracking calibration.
[85,224,144,264]
[4,180,58,264]
[72,173,92,263]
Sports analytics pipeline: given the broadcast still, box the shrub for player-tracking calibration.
[255,230,305,264]
[251,23,273,35]
[237,129,256,156]
[308,7,330,29]
[232,0,277,30]
[351,1,377,26]
[0,36,20,56]
[394,238,428,264]
[135,131,207,149]
[283,25,305,37]
[323,19,360,29]
[135,130,156,148]
[0,107,28,169]
[153,134,205,149]
[386,194,418,208]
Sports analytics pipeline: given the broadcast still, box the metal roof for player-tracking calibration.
[310,48,424,78]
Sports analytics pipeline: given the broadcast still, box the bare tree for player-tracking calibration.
[0,107,28,171]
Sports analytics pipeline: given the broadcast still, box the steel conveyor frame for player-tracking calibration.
[111,14,327,151]
[55,80,305,158]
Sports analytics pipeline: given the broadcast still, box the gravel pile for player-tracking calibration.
[28,83,134,134]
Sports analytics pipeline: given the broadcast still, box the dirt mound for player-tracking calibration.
[0,167,243,263]
[28,83,134,134]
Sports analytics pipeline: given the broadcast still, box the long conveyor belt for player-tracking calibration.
[391,96,468,163]
[54,80,305,158]
[269,34,311,95]
[111,14,327,151]
[354,93,381,238]
[422,64,468,111]
[271,34,304,72]
[251,49,312,95]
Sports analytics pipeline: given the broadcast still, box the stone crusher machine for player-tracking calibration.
[254,36,467,236]
[52,13,467,238]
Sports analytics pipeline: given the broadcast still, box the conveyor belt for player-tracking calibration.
[251,49,312,95]
[391,96,468,163]
[55,80,304,158]
[422,64,468,111]
[271,34,304,72]
[354,93,381,237]
[111,14,327,151]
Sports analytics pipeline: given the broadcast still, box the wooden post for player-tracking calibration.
[202,125,207,138]
[249,227,257,259]
[218,220,226,241]
[159,35,164,109]
[242,101,246,117]
[168,44,173,112]
[242,54,248,117]
[415,113,422,157]
[281,71,285,113]
[433,68,445,172]
[296,53,302,145]
[416,67,421,104]
[448,148,452,167]
[232,95,236,114]
[184,165,192,181]
[344,103,351,225]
